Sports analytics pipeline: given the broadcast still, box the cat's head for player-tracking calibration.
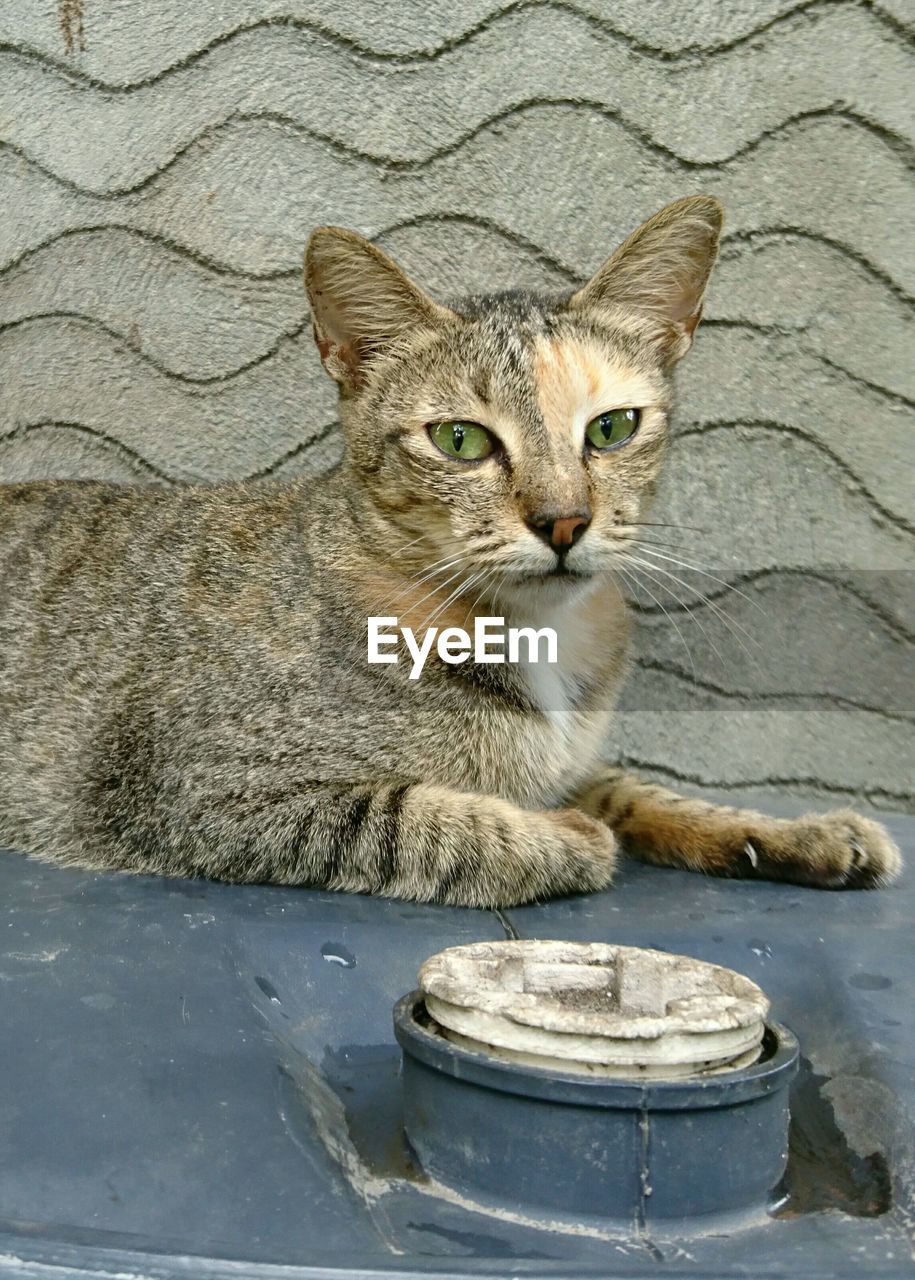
[304,197,722,596]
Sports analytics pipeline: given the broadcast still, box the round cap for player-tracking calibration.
[419,940,769,1078]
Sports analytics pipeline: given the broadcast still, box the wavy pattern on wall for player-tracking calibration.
[3,112,914,285]
[2,223,911,394]
[0,0,912,808]
[622,572,913,715]
[1,2,909,81]
[2,5,912,188]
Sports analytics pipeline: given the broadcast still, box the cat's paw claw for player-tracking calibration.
[837,814,901,889]
[737,810,901,890]
[844,837,869,886]
[792,810,901,890]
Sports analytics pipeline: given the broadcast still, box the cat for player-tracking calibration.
[0,196,901,905]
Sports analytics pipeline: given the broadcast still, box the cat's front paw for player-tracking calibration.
[744,809,902,890]
[483,806,618,907]
[543,807,619,894]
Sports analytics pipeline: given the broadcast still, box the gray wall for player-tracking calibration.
[1,1,912,810]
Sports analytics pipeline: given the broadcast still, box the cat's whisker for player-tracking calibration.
[364,552,472,618]
[398,553,471,596]
[441,565,499,618]
[349,548,502,675]
[419,578,477,635]
[630,549,762,652]
[416,568,487,636]
[622,521,709,533]
[632,545,768,619]
[624,552,763,676]
[617,535,697,553]
[390,531,429,558]
[614,556,697,682]
[350,558,478,660]
[405,563,479,632]
[626,552,749,650]
[337,558,478,683]
[456,572,488,630]
[461,568,503,629]
[622,553,734,674]
[607,568,629,614]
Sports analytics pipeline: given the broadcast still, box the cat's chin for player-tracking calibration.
[514,570,593,585]
[496,568,598,611]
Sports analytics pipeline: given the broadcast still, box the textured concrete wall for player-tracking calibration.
[1,1,912,810]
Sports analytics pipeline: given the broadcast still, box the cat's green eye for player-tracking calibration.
[585,408,640,451]
[429,420,496,462]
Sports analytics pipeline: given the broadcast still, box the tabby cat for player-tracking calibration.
[0,197,900,904]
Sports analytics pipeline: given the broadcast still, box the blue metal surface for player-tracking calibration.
[0,798,912,1278]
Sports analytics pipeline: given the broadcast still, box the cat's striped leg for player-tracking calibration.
[123,780,619,907]
[571,768,901,889]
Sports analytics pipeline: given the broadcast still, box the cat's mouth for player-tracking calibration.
[512,565,594,583]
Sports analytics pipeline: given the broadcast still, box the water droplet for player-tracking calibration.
[321,942,356,968]
[254,975,281,1003]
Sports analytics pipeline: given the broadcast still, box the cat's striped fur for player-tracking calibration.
[0,198,901,903]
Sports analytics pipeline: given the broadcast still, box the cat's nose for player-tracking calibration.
[526,509,592,551]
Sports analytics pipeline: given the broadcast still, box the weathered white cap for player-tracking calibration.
[420,940,769,1079]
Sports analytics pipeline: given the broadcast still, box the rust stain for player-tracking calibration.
[58,0,86,55]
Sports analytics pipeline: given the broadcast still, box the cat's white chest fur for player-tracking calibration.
[519,631,578,734]
[504,581,615,801]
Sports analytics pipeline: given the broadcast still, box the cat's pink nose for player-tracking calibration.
[527,510,592,551]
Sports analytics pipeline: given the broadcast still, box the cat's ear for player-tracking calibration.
[305,228,457,389]
[568,196,723,363]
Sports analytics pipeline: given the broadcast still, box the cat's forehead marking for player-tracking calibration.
[445,297,552,448]
[451,294,666,449]
[454,289,557,328]
[531,334,662,443]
